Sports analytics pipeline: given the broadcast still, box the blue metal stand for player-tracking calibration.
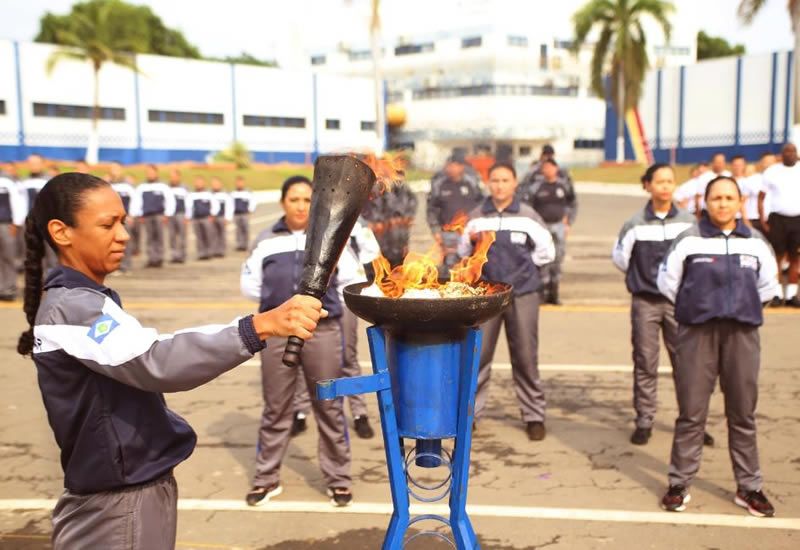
[317,326,482,550]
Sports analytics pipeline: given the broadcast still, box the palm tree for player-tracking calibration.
[739,0,800,138]
[370,0,386,155]
[45,0,146,164]
[572,0,674,163]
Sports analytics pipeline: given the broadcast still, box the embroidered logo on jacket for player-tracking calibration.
[739,254,759,270]
[88,314,120,344]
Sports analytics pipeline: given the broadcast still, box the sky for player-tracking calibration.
[0,0,793,66]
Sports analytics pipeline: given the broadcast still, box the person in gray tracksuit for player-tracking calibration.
[211,177,233,258]
[612,163,695,446]
[459,162,555,441]
[111,178,141,273]
[186,176,220,260]
[363,180,418,267]
[240,175,355,507]
[0,175,25,299]
[657,176,779,517]
[18,172,325,550]
[290,219,381,439]
[231,176,257,251]
[167,168,189,263]
[427,158,484,276]
[520,158,578,305]
[136,165,176,268]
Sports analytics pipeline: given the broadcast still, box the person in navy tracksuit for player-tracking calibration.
[241,175,355,508]
[657,176,779,518]
[0,174,25,299]
[136,165,175,268]
[167,168,189,263]
[458,162,555,441]
[230,175,257,251]
[18,173,325,550]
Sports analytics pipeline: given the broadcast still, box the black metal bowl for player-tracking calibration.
[343,281,512,333]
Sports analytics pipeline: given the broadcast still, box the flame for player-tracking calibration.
[355,152,406,195]
[442,211,469,234]
[371,231,497,298]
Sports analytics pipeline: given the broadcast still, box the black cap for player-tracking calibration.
[542,144,555,155]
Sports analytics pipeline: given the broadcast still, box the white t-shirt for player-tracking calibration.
[762,163,800,217]
[695,170,732,210]
[739,174,765,220]
[674,179,698,213]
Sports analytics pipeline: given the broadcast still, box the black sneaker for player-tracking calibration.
[661,485,691,512]
[290,413,307,437]
[353,416,375,439]
[769,296,784,307]
[245,483,282,506]
[787,296,800,308]
[734,489,775,517]
[526,421,546,441]
[630,427,652,445]
[327,487,353,507]
[703,432,715,447]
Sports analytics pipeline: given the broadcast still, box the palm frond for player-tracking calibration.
[572,0,615,51]
[737,0,768,24]
[631,0,674,41]
[45,49,88,74]
[590,26,614,98]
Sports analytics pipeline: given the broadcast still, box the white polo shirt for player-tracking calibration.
[739,174,766,220]
[762,162,800,217]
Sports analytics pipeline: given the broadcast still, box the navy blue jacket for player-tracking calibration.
[657,217,779,326]
[241,218,358,318]
[33,267,264,494]
[459,198,555,296]
[612,203,695,297]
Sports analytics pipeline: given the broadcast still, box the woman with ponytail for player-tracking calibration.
[19,173,327,549]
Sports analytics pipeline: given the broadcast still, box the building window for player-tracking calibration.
[310,55,326,65]
[412,83,578,100]
[0,100,5,115]
[348,49,372,61]
[540,44,548,69]
[33,102,125,120]
[395,42,434,56]
[508,35,528,47]
[325,119,341,130]
[519,145,532,156]
[461,36,482,49]
[553,39,574,50]
[361,120,376,131]
[148,110,223,124]
[655,45,691,56]
[243,115,305,128]
[573,139,604,149]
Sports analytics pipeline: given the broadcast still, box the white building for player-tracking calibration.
[307,0,699,169]
[0,40,380,163]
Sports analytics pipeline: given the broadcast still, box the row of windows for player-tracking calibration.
[148,110,224,124]
[412,83,579,100]
[243,115,304,128]
[573,139,604,150]
[655,45,691,56]
[33,102,126,120]
[461,36,482,49]
[395,42,434,56]
[0,100,5,115]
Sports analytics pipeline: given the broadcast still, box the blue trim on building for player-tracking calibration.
[734,57,742,146]
[311,73,319,161]
[133,68,143,163]
[677,65,685,150]
[769,52,778,145]
[12,41,26,156]
[651,143,782,164]
[0,145,309,164]
[784,51,793,143]
[230,64,238,143]
[655,69,662,150]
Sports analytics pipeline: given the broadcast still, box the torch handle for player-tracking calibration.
[282,335,305,368]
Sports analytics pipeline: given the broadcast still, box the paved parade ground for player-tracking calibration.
[0,188,798,549]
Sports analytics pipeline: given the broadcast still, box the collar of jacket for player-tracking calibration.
[643,201,680,221]
[481,196,521,215]
[698,213,751,238]
[271,217,307,235]
[43,265,122,306]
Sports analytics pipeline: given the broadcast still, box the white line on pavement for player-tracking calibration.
[0,499,796,531]
[242,359,650,373]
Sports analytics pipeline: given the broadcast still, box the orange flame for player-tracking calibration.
[355,152,406,195]
[371,232,497,298]
[442,211,470,234]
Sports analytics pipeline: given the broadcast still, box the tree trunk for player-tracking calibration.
[86,66,100,165]
[370,0,385,156]
[616,61,625,163]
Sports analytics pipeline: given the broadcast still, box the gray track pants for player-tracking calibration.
[0,224,16,296]
[540,222,566,287]
[293,307,368,418]
[52,474,177,550]
[119,220,133,272]
[193,218,214,259]
[254,319,351,490]
[212,217,226,257]
[631,294,679,429]
[668,321,763,492]
[168,214,187,262]
[234,213,250,250]
[476,291,545,423]
[144,215,165,265]
[129,219,141,256]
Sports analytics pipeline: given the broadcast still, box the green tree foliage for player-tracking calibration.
[214,142,253,169]
[209,52,278,67]
[35,0,201,59]
[697,31,745,60]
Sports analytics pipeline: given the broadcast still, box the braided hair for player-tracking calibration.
[17,172,109,356]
